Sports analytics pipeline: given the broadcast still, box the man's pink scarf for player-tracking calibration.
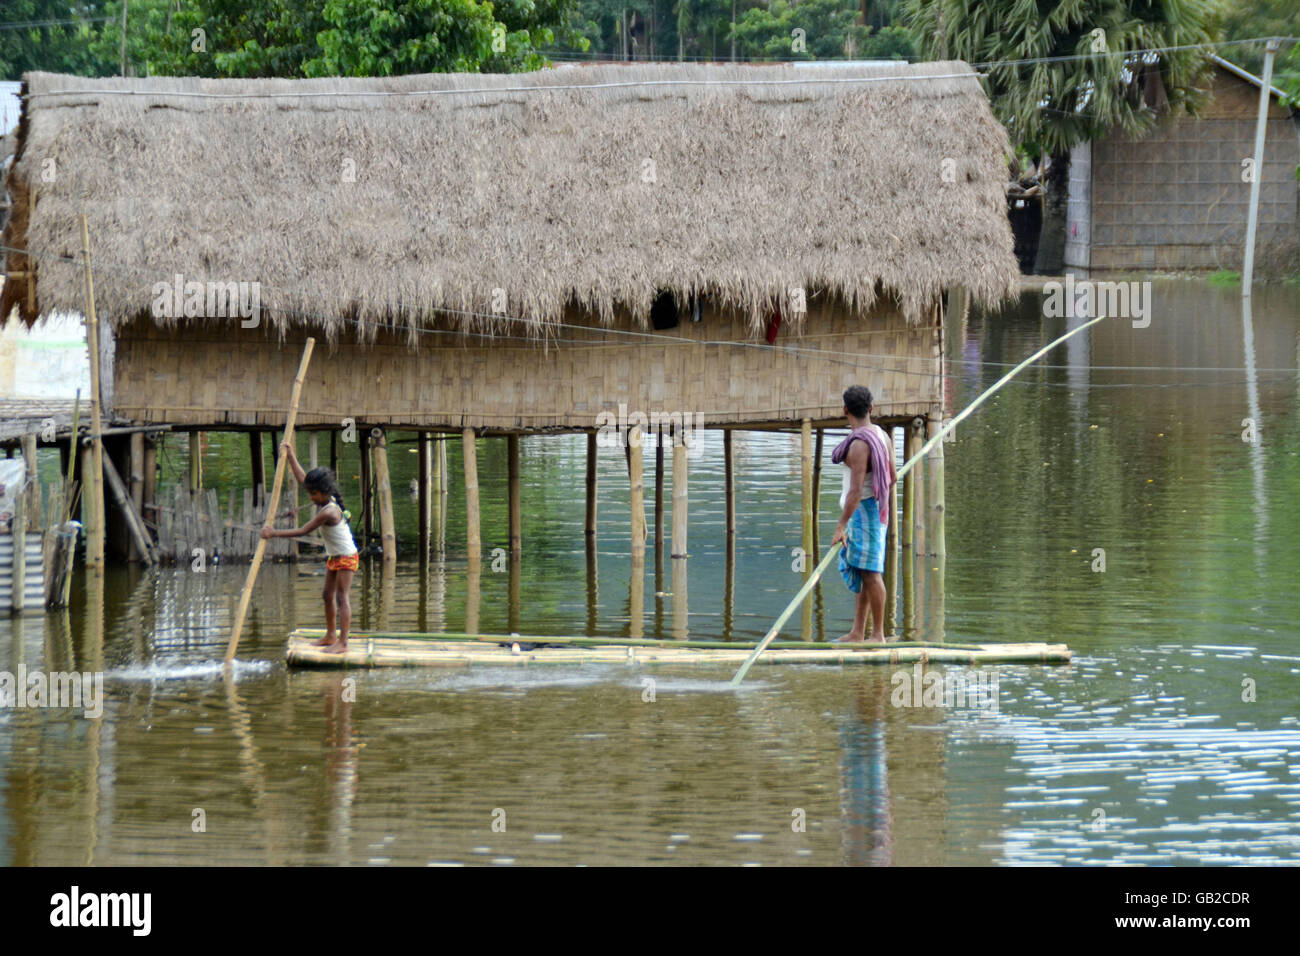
[830,424,894,527]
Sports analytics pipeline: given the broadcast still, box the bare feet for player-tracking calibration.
[832,633,864,644]
[867,633,887,644]
[313,632,337,647]
[322,641,349,655]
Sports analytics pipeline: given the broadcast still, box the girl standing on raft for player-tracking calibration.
[261,442,358,654]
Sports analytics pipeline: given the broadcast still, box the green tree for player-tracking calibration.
[733,0,871,60]
[1,1,112,79]
[1219,0,1294,76]
[905,0,1222,273]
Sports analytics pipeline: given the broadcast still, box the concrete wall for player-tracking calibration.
[1080,68,1299,273]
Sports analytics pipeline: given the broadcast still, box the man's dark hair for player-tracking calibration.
[843,385,873,418]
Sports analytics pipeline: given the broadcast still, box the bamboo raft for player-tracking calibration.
[285,629,1072,669]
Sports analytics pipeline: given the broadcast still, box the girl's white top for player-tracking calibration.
[318,505,357,557]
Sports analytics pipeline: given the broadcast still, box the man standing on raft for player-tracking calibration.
[831,385,897,643]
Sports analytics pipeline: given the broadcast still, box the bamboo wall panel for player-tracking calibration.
[113,301,942,430]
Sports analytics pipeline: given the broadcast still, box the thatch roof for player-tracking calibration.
[2,62,1018,338]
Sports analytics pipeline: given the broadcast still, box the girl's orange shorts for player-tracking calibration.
[326,554,359,572]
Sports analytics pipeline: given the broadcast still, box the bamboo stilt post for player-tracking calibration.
[586,535,599,633]
[189,431,203,493]
[310,432,320,470]
[11,491,26,613]
[628,424,646,562]
[79,215,105,571]
[654,427,665,568]
[723,428,735,537]
[884,447,899,635]
[465,563,481,635]
[20,434,37,520]
[911,417,927,562]
[128,432,144,561]
[811,427,823,556]
[141,436,156,530]
[926,415,946,643]
[585,432,598,540]
[329,430,338,475]
[359,428,372,549]
[463,428,480,565]
[435,434,446,550]
[902,423,920,638]
[249,431,265,506]
[81,444,102,569]
[507,434,521,558]
[371,429,396,564]
[418,431,431,557]
[800,419,813,640]
[101,451,155,565]
[225,338,316,664]
[670,428,687,559]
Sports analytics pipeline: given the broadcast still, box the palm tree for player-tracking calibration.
[904,0,1222,273]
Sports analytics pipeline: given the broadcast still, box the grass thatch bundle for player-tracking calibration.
[3,61,1017,339]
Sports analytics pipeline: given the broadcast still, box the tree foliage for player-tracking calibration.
[903,0,1223,158]
[3,0,589,80]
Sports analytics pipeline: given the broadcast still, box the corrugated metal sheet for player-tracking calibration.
[0,532,45,611]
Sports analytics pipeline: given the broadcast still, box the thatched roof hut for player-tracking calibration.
[2,62,1016,431]
[4,62,1015,333]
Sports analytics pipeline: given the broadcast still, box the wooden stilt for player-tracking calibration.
[800,419,813,640]
[507,434,521,558]
[901,422,921,639]
[142,437,156,531]
[101,452,155,565]
[926,415,946,643]
[329,429,338,475]
[359,428,372,550]
[435,434,446,550]
[128,433,144,562]
[585,536,599,633]
[911,417,928,563]
[11,491,25,613]
[884,427,899,633]
[249,432,265,506]
[628,424,646,562]
[418,431,431,557]
[20,434,37,514]
[585,432,598,539]
[465,563,481,635]
[81,444,104,570]
[629,553,644,639]
[309,432,320,470]
[670,427,687,559]
[654,427,664,575]
[811,427,823,556]
[723,428,735,537]
[508,552,521,634]
[462,428,480,565]
[723,527,735,639]
[79,215,106,571]
[186,431,201,493]
[371,429,397,564]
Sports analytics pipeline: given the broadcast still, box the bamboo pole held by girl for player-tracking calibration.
[225,339,316,664]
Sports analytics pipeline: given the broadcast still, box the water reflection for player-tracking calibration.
[2,280,1299,865]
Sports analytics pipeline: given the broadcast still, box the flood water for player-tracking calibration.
[2,279,1299,865]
